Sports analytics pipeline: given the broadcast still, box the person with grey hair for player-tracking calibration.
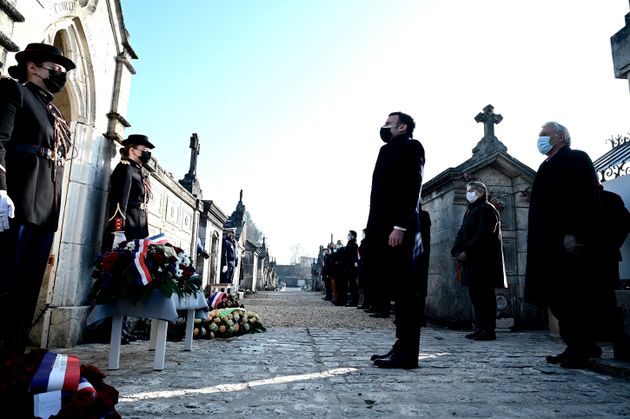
[524,121,603,369]
[451,180,507,341]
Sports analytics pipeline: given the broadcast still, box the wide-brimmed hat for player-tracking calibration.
[121,134,155,149]
[14,43,76,71]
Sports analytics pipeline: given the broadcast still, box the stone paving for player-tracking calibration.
[58,289,630,418]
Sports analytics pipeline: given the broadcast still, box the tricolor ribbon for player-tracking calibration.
[208,291,225,309]
[30,352,81,394]
[132,232,169,287]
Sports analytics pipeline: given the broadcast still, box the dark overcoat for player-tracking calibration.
[103,159,149,249]
[220,236,237,282]
[598,188,630,290]
[524,146,601,306]
[0,79,66,231]
[451,197,507,289]
[344,238,359,280]
[365,134,424,289]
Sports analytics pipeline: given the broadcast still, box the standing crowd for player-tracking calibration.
[0,42,629,373]
[318,114,630,370]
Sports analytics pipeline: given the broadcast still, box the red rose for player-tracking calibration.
[102,253,119,271]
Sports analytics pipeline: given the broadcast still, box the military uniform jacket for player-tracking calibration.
[103,159,149,248]
[0,79,66,231]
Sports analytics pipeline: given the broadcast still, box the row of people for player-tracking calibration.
[319,114,629,371]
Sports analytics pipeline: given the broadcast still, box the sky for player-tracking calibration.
[120,0,630,265]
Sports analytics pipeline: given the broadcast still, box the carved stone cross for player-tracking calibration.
[188,133,200,176]
[474,104,503,140]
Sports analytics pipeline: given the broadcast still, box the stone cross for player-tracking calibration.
[188,133,200,176]
[474,104,503,140]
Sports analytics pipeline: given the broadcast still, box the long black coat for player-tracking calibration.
[0,79,66,231]
[102,159,149,249]
[365,134,425,289]
[598,188,630,290]
[451,198,506,289]
[344,238,359,280]
[220,236,237,283]
[524,146,601,306]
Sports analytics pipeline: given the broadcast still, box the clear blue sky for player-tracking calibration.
[121,0,630,264]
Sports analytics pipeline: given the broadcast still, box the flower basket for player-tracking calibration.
[88,234,202,305]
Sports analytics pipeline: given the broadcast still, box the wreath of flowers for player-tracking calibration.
[88,240,202,305]
[0,350,120,418]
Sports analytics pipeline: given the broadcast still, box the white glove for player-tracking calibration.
[0,190,15,232]
[222,266,228,273]
[112,231,127,250]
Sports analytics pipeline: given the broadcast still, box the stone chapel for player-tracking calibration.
[422,105,539,329]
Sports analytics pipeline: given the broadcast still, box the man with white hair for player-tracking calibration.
[525,121,603,369]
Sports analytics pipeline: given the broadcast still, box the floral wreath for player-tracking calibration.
[89,234,202,305]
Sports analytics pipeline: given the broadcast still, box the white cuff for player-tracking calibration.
[393,226,407,232]
[0,164,5,173]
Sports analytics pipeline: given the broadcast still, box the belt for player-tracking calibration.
[14,144,56,161]
[128,202,148,210]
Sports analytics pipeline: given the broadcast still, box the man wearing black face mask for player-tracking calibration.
[0,43,76,355]
[366,111,426,369]
[102,134,155,251]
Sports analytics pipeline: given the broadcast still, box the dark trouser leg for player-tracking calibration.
[549,292,598,359]
[324,276,332,299]
[393,284,424,361]
[348,274,358,304]
[468,285,496,331]
[335,275,347,305]
[0,223,54,354]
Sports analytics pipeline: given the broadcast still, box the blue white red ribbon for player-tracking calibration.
[132,232,169,286]
[208,291,225,309]
[30,352,80,394]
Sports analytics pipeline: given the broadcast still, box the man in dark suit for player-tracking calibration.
[344,230,360,306]
[221,227,238,283]
[0,43,76,355]
[525,121,603,369]
[367,111,425,369]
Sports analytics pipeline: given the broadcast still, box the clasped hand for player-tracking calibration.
[0,190,15,232]
[563,234,583,254]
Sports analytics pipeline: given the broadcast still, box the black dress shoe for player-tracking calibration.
[370,312,390,318]
[547,345,601,365]
[546,350,568,364]
[465,329,482,339]
[370,348,395,361]
[560,355,590,369]
[373,353,418,369]
[472,330,496,341]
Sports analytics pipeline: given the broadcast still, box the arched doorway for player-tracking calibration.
[29,19,96,348]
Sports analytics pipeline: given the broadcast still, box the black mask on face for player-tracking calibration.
[41,67,67,94]
[380,126,393,143]
[139,150,152,165]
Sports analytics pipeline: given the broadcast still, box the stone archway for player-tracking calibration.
[30,19,96,348]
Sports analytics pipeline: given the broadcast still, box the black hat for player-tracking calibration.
[122,134,155,149]
[14,43,76,71]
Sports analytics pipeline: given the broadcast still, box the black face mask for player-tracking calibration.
[139,150,152,165]
[42,68,67,94]
[380,126,393,143]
